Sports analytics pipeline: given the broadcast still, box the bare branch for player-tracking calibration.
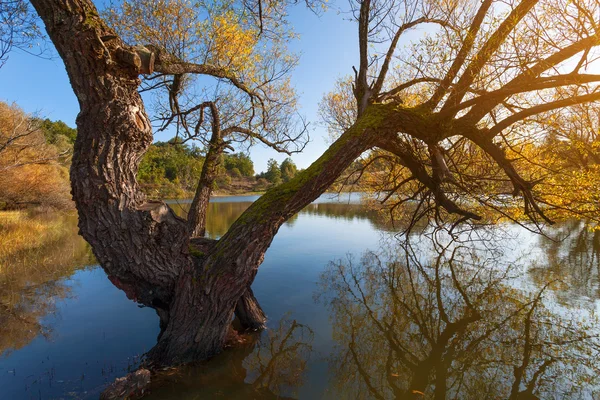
[150,47,262,101]
[426,0,493,110]
[440,0,540,114]
[459,32,600,121]
[373,17,451,97]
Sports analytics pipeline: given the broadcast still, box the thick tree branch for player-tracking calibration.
[376,135,482,221]
[378,77,441,102]
[31,0,190,321]
[221,125,308,155]
[149,46,262,102]
[462,132,553,224]
[487,91,600,138]
[355,0,372,116]
[442,73,600,118]
[458,32,600,121]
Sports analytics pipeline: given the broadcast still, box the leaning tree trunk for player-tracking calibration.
[31,0,400,367]
[146,107,389,364]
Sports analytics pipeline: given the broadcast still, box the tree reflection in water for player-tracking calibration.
[0,212,94,357]
[318,234,600,399]
[3,206,600,399]
[167,199,391,238]
[531,220,600,302]
[145,317,313,399]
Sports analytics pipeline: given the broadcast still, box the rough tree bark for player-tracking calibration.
[30,0,399,366]
[30,0,191,336]
[235,287,267,330]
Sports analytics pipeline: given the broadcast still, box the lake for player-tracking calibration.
[1,194,599,399]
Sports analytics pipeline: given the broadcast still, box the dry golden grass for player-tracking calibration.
[0,211,63,260]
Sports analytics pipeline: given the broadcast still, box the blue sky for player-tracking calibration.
[0,3,359,173]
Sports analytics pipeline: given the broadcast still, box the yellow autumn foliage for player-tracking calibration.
[205,11,259,72]
[105,0,273,75]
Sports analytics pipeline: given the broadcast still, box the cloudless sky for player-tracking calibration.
[0,2,362,173]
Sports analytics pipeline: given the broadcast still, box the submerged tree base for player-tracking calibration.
[100,369,151,400]
[100,324,260,400]
[100,324,264,399]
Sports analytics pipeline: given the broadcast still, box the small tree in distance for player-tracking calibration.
[280,157,298,183]
[264,158,283,185]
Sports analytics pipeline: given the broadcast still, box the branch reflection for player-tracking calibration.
[146,317,314,399]
[319,236,600,399]
[531,220,600,302]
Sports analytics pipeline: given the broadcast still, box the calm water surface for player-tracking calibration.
[1,194,599,399]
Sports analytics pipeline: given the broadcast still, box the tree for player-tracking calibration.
[28,0,600,370]
[0,163,72,209]
[527,102,600,221]
[137,141,205,197]
[38,118,77,144]
[224,153,254,177]
[0,0,42,67]
[319,0,600,229]
[264,158,283,185]
[0,102,54,171]
[280,157,297,183]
